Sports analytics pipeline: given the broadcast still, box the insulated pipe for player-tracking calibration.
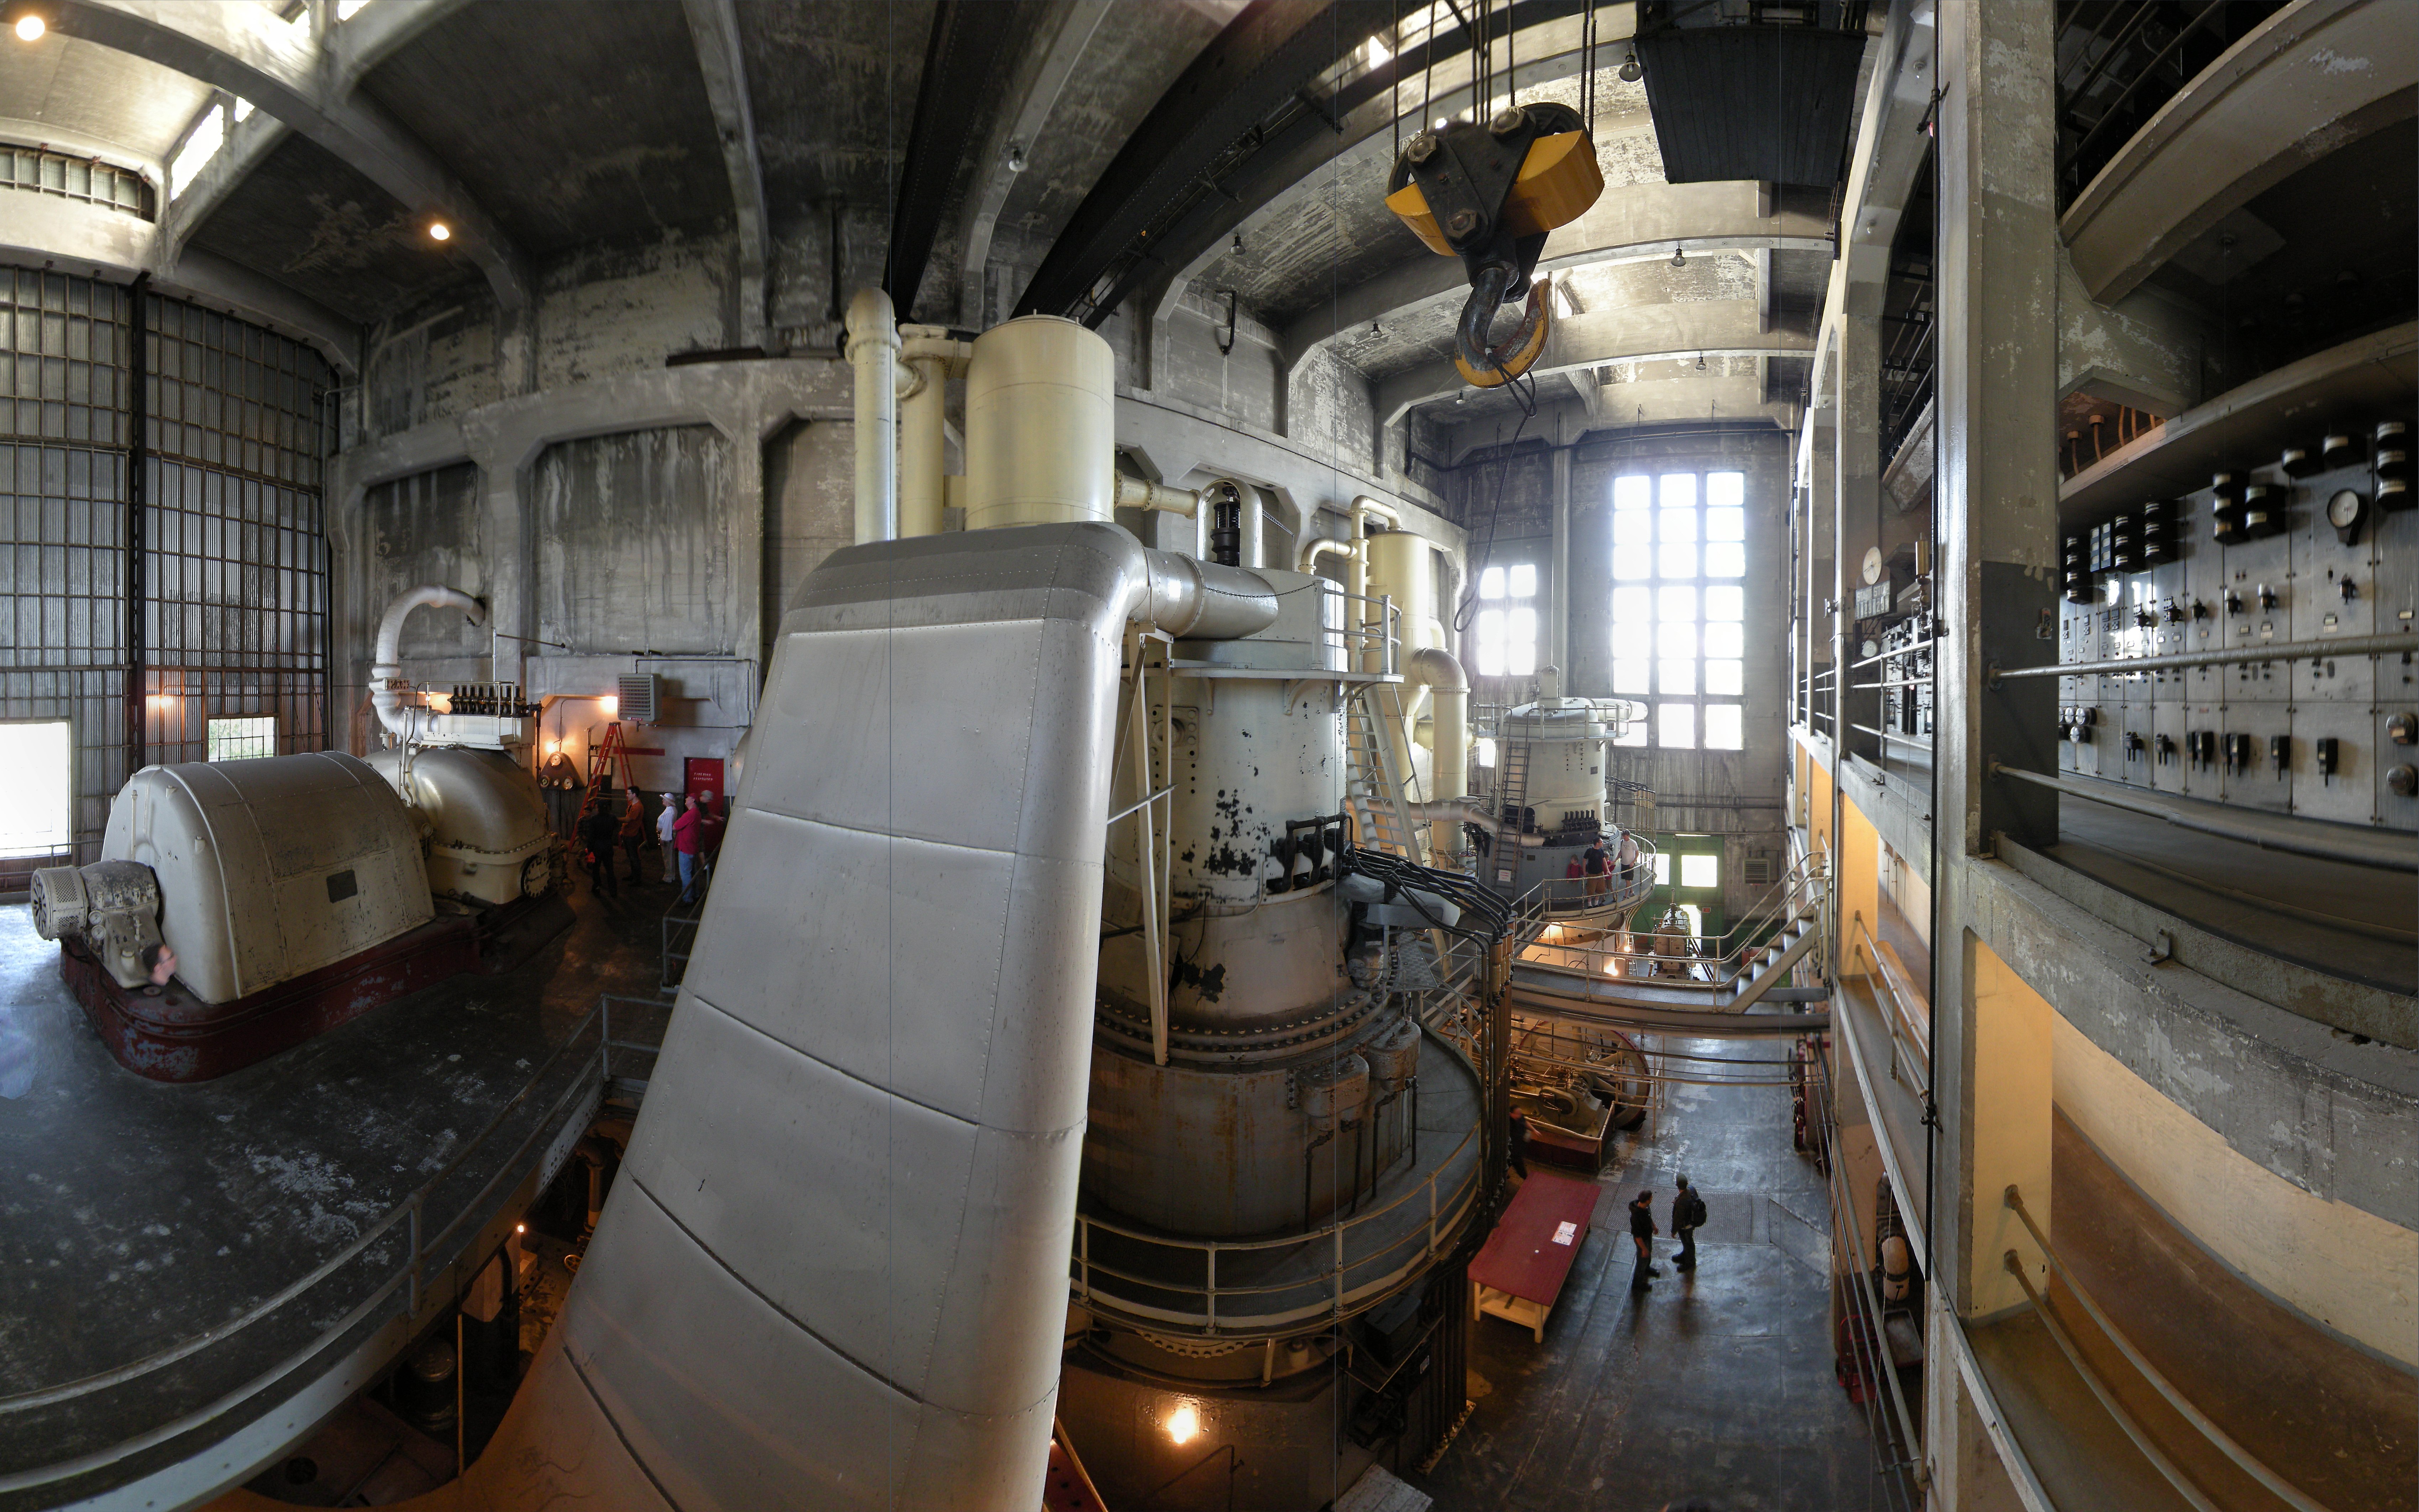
[845,286,901,544]
[1299,534,1355,571]
[372,585,484,739]
[1407,646,1470,857]
[1113,473,1198,517]
[897,324,968,539]
[1135,549,1279,640]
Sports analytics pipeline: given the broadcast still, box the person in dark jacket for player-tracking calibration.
[1508,1108,1530,1179]
[578,799,618,899]
[1673,1174,1707,1272]
[1582,834,1610,897]
[1629,1190,1659,1293]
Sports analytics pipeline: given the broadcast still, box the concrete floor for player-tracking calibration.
[1411,1036,1888,1511]
[0,857,671,1510]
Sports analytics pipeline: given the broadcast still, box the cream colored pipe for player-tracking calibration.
[372,584,484,740]
[1114,473,1198,516]
[1299,534,1354,571]
[1406,646,1469,857]
[898,325,970,538]
[845,287,901,544]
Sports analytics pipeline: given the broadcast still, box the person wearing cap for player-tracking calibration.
[1672,1174,1707,1273]
[1628,1189,1660,1294]
[656,793,680,882]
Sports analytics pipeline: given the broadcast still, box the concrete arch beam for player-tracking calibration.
[1282,178,1833,374]
[2062,0,2418,306]
[1379,300,1814,425]
[48,0,532,312]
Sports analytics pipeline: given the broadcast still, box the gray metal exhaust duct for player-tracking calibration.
[451,523,1274,1510]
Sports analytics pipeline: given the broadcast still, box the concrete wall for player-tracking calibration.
[534,426,733,657]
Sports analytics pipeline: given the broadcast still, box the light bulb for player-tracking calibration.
[1618,52,1641,82]
[600,695,618,718]
[15,15,45,41]
[1166,1404,1199,1445]
[428,221,451,242]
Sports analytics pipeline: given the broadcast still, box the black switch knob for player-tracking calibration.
[2341,577,2358,602]
[2258,584,2278,610]
[2155,733,2176,765]
[2316,737,2340,784]
[2270,734,2290,776]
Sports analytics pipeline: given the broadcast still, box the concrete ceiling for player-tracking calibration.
[738,0,938,243]
[360,0,730,258]
[0,32,209,163]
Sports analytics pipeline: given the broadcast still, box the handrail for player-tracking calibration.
[1847,915,1930,1094]
[1071,1120,1484,1335]
[2003,1186,2337,1512]
[1517,859,1828,986]
[1822,1054,1930,1493]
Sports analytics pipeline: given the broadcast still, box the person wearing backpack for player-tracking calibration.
[1672,1175,1707,1272]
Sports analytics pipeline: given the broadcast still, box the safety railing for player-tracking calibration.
[1514,853,1830,990]
[1515,837,1660,925]
[1845,914,1929,1095]
[1328,590,1404,677]
[1070,1119,1484,1338]
[0,999,657,1490]
[1820,1048,1930,1507]
[2000,1185,2337,1512]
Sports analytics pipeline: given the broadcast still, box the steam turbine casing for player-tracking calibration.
[100,753,434,1005]
[364,746,555,907]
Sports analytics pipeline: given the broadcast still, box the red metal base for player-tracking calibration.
[61,915,481,1083]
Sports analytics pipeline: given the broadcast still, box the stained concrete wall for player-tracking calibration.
[534,426,733,657]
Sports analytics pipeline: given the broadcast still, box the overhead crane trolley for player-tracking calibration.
[1384,102,1604,390]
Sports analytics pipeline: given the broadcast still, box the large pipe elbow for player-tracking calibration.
[1299,534,1355,571]
[1405,645,1468,697]
[372,585,484,738]
[1134,551,1279,640]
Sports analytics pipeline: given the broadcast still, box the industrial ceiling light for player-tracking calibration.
[1670,244,1685,268]
[1618,51,1641,82]
[1166,1405,1200,1445]
[14,13,45,40]
[1231,233,1245,257]
[1006,141,1026,173]
[427,221,451,241]
[1696,354,1707,371]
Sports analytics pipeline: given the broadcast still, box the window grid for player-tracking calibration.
[1611,469,1747,750]
[0,146,154,220]
[1471,560,1541,679]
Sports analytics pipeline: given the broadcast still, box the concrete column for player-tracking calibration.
[1835,310,1883,768]
[1550,435,1571,681]
[474,450,530,692]
[1930,1,2062,1482]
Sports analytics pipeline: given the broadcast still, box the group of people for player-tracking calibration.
[1564,828,1644,899]
[1505,1111,1707,1293]
[575,789,724,907]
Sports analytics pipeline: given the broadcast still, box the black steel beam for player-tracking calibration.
[1018,0,1590,328]
[885,0,1029,321]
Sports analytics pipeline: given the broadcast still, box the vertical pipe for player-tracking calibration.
[845,288,900,544]
[1550,440,1571,679]
[125,274,148,780]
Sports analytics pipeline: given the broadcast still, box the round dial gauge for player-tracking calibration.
[2327,488,2364,528]
[1861,546,1884,586]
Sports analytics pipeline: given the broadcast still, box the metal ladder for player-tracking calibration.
[1497,737,1530,830]
[1342,685,1423,861]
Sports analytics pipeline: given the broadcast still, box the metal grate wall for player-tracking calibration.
[0,268,331,890]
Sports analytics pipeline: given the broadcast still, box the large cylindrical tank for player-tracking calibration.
[965,315,1115,530]
[365,746,554,907]
[1362,528,1441,652]
[1498,699,1616,829]
[101,753,433,1005]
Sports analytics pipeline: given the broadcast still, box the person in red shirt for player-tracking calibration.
[672,796,705,905]
[696,791,726,883]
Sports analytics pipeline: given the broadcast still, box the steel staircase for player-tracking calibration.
[1343,685,1422,861]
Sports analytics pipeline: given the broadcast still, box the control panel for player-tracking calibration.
[2057,418,2417,829]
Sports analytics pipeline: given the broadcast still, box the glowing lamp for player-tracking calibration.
[15,15,46,41]
[600,695,617,718]
[1166,1404,1199,1445]
[427,221,451,242]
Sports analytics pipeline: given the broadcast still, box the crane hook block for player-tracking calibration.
[1385,102,1602,389]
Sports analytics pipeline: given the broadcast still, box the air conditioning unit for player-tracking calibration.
[617,672,662,725]
[1743,853,1776,885]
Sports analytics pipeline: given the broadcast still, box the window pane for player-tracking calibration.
[1611,622,1654,659]
[0,721,71,857]
[1705,471,1744,508]
[1659,507,1697,543]
[1507,636,1537,676]
[1705,658,1743,695]
[1657,541,1697,579]
[206,715,276,761]
[1659,473,1696,509]
[1651,852,1672,884]
[1507,562,1537,598]
[1476,737,1497,768]
[1680,852,1720,889]
[1612,585,1651,625]
[1658,658,1696,694]
[1658,702,1695,748]
[1705,541,1746,578]
[1479,565,1505,599]
[1613,474,1651,510]
[1615,720,1648,747]
[1658,621,1696,659]
[1612,546,1651,580]
[1706,505,1745,542]
[1508,605,1537,646]
[1612,657,1650,693]
[1657,585,1696,622]
[1705,585,1744,621]
[1613,510,1652,548]
[1476,607,1505,644]
[1705,622,1744,658]
[1474,641,1505,676]
[1704,704,1743,750]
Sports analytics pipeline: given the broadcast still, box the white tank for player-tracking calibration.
[964,315,1115,530]
[365,746,555,908]
[100,753,433,1005]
